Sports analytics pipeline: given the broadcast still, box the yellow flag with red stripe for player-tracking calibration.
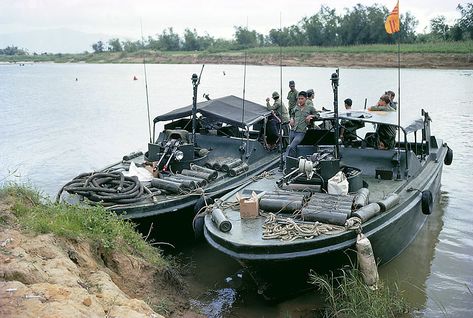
[385,1,400,34]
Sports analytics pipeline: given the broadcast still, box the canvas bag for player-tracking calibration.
[327,171,349,195]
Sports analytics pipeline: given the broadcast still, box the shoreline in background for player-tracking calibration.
[1,44,472,69]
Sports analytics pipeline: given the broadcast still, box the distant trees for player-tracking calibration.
[234,27,265,49]
[418,3,473,42]
[268,26,305,47]
[86,2,473,54]
[91,41,104,53]
[457,3,473,39]
[0,46,27,55]
[141,27,181,51]
[107,38,123,52]
[182,29,214,51]
[122,40,142,52]
[430,16,450,40]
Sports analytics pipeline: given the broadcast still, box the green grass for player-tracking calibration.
[0,40,471,64]
[0,184,165,267]
[309,268,409,318]
[246,40,473,54]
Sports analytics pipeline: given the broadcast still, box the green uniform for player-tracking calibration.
[341,118,364,142]
[266,99,289,123]
[306,98,314,108]
[292,104,318,133]
[369,104,396,149]
[369,105,395,111]
[287,89,298,116]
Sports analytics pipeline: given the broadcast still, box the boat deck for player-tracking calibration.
[209,169,404,247]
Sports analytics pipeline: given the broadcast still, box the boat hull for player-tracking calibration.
[110,151,280,243]
[204,145,446,299]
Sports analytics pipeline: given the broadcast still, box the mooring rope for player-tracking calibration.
[251,170,274,181]
[262,212,346,241]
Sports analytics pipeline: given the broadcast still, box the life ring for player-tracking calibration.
[444,146,453,166]
[421,190,433,215]
[192,195,214,240]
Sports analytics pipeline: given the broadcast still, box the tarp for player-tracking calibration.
[153,95,271,128]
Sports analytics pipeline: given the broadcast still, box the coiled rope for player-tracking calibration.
[56,172,158,206]
[262,213,363,241]
[251,170,274,181]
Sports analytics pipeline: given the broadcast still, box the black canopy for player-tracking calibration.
[153,95,271,128]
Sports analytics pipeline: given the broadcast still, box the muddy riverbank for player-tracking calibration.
[116,52,473,69]
[0,191,203,318]
[3,51,473,69]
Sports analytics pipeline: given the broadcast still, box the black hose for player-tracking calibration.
[56,172,149,205]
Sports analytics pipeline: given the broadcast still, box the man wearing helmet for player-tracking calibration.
[266,91,290,146]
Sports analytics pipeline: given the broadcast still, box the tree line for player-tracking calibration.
[1,3,471,55]
[91,3,472,53]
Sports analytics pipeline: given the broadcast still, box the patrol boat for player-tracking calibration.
[57,74,284,241]
[203,71,453,298]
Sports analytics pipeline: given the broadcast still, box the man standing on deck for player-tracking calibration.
[266,91,290,145]
[284,91,319,162]
[287,80,298,117]
[306,89,315,108]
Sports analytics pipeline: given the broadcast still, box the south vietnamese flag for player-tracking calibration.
[385,1,400,34]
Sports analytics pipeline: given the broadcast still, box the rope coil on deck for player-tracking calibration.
[262,213,365,241]
[251,171,274,182]
[56,172,158,206]
[262,213,346,241]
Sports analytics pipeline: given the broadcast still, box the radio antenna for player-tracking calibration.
[278,12,284,171]
[140,19,152,143]
[240,18,249,143]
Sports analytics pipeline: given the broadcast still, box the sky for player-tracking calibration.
[0,0,469,52]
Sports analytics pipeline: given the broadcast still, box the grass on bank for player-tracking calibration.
[247,40,473,54]
[309,268,409,318]
[0,184,165,267]
[0,40,471,64]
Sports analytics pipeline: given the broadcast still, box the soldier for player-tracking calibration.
[266,91,290,145]
[266,91,289,123]
[368,95,396,149]
[284,91,319,161]
[385,90,397,110]
[287,80,298,116]
[306,89,315,108]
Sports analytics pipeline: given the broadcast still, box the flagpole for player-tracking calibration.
[384,0,402,179]
[396,32,402,180]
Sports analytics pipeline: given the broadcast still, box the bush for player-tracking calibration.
[309,268,409,318]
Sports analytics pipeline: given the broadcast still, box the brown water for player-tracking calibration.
[1,63,471,317]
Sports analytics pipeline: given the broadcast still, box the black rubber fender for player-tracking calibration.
[421,190,433,215]
[444,146,453,165]
[192,196,214,240]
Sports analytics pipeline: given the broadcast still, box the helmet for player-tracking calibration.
[272,91,280,98]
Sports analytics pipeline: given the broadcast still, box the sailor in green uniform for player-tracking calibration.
[266,91,290,144]
[287,80,298,116]
[306,89,315,108]
[266,91,289,124]
[368,94,397,149]
[284,91,319,161]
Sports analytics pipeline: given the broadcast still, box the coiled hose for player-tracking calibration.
[56,172,155,206]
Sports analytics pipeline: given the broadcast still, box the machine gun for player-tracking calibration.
[276,151,335,188]
[154,139,184,172]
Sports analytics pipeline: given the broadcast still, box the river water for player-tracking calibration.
[1,63,472,317]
